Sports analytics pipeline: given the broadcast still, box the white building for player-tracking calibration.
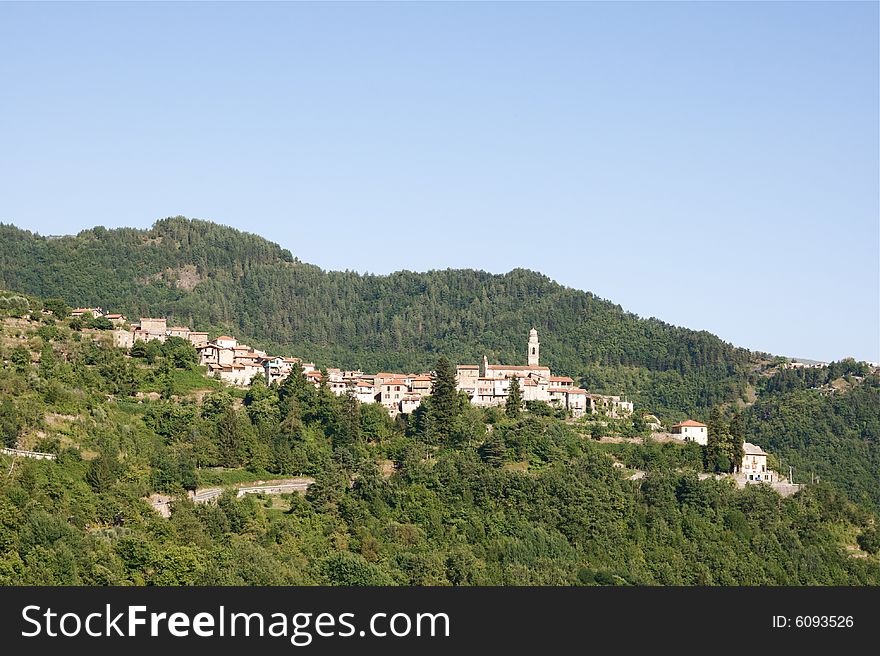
[380,378,408,411]
[354,378,379,404]
[215,335,238,349]
[741,442,772,483]
[671,419,708,445]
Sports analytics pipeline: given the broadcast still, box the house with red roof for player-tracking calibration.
[671,419,708,445]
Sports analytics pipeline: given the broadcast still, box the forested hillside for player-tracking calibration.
[0,218,754,418]
[745,365,880,513]
[0,305,877,585]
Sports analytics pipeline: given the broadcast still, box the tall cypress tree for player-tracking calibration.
[728,410,745,473]
[335,390,361,450]
[429,356,459,441]
[279,362,313,423]
[217,405,244,468]
[506,375,522,418]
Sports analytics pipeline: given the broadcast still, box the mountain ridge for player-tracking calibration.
[0,216,755,417]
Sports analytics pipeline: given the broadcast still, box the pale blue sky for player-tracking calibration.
[1,2,877,362]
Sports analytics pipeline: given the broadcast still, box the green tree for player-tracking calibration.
[335,391,361,450]
[278,363,314,423]
[323,551,393,586]
[857,527,880,555]
[479,433,507,467]
[39,345,57,375]
[129,341,147,359]
[88,316,113,330]
[429,356,459,442]
[506,375,522,419]
[728,409,745,472]
[217,405,247,468]
[11,346,30,371]
[0,400,20,448]
[86,450,123,492]
[164,337,198,369]
[42,298,70,319]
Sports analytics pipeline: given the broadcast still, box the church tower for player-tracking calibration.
[528,328,540,366]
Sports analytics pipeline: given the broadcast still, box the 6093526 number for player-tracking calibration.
[795,616,853,628]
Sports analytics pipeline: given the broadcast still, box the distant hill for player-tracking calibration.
[0,217,755,417]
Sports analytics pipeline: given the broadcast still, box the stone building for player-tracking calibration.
[741,442,772,483]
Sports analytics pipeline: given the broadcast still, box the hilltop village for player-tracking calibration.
[61,307,800,492]
[92,307,632,420]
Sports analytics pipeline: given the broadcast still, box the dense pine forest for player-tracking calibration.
[0,218,754,418]
[0,291,878,585]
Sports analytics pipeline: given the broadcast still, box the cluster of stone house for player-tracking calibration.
[108,319,634,419]
[196,335,300,385]
[453,329,633,419]
[81,314,792,482]
[108,315,210,351]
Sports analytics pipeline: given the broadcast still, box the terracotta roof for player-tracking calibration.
[550,376,574,383]
[215,335,235,341]
[384,379,409,386]
[567,388,587,394]
[457,365,479,369]
[104,314,124,319]
[411,375,433,381]
[547,387,571,393]
[672,420,707,428]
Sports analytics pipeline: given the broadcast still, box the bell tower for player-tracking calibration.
[527,328,540,366]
